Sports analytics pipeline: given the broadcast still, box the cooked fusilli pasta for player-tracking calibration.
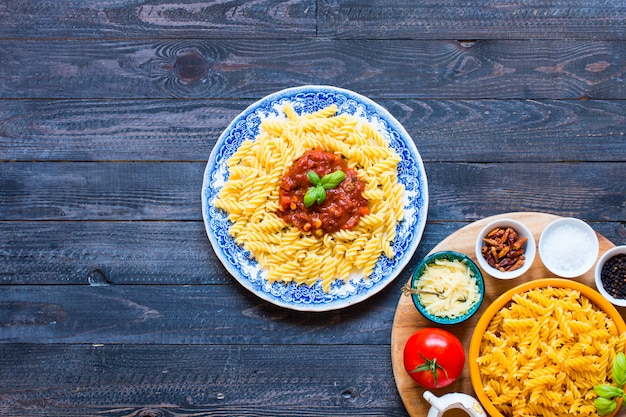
[214,103,404,292]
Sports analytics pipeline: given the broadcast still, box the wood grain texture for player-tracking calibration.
[1,221,624,286]
[0,280,410,346]
[0,217,624,346]
[0,282,400,344]
[1,1,625,416]
[0,220,416,285]
[0,0,317,40]
[3,0,625,41]
[0,40,625,99]
[1,162,624,221]
[318,0,626,40]
[1,99,625,163]
[391,213,625,417]
[0,344,406,417]
[424,162,626,221]
[0,221,220,285]
[0,99,248,162]
[0,162,204,220]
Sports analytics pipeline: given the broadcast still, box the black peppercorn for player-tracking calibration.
[600,254,626,299]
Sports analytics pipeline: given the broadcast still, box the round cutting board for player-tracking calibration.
[391,212,621,416]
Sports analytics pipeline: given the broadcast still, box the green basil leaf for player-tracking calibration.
[307,171,321,186]
[614,352,626,387]
[320,170,345,190]
[316,186,326,205]
[595,384,624,399]
[303,187,318,208]
[595,397,617,416]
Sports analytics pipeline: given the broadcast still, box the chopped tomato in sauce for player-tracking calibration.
[277,149,369,235]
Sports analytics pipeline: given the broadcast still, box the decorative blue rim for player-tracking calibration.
[410,251,484,324]
[201,85,429,311]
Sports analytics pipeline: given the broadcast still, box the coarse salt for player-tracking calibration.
[541,224,594,272]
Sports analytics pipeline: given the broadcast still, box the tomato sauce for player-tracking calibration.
[277,149,369,235]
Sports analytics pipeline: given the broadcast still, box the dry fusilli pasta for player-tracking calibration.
[477,286,626,417]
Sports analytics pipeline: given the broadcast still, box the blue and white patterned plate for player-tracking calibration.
[201,85,428,311]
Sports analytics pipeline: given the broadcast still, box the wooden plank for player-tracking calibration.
[392,99,626,163]
[0,221,461,285]
[0,99,248,162]
[0,0,317,40]
[0,221,221,285]
[0,214,623,343]
[1,99,625,163]
[3,0,624,42]
[1,162,624,221]
[0,40,625,99]
[0,282,403,344]
[0,220,623,286]
[318,0,626,40]
[0,343,408,417]
[0,162,204,221]
[424,162,626,222]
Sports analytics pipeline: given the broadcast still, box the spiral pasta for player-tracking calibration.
[477,286,626,417]
[214,103,404,292]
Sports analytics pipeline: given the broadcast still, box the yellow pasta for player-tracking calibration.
[477,287,626,417]
[214,103,404,292]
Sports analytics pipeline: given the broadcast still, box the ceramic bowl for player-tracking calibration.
[469,278,626,417]
[201,85,429,311]
[409,251,484,325]
[475,219,536,279]
[538,217,599,278]
[595,245,626,307]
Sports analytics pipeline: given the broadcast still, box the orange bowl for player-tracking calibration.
[469,278,626,417]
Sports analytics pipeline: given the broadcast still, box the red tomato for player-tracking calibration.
[403,328,465,389]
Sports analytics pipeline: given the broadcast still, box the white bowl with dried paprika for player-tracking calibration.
[475,218,536,279]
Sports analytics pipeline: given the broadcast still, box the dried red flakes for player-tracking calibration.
[481,227,528,272]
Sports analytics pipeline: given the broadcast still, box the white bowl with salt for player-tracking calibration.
[538,217,599,278]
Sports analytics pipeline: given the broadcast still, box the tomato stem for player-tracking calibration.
[409,353,449,388]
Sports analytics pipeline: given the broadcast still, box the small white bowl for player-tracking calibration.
[475,219,536,279]
[595,245,626,307]
[538,217,599,278]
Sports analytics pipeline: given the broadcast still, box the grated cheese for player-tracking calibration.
[415,258,480,318]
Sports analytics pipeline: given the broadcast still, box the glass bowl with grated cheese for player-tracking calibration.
[409,251,484,325]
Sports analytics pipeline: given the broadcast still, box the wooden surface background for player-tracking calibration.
[1,1,625,416]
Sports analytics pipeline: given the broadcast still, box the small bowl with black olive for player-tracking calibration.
[475,218,536,279]
[406,251,484,325]
[595,245,626,307]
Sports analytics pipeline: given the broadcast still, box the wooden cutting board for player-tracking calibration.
[390,212,621,417]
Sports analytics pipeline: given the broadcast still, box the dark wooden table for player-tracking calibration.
[1,1,625,416]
